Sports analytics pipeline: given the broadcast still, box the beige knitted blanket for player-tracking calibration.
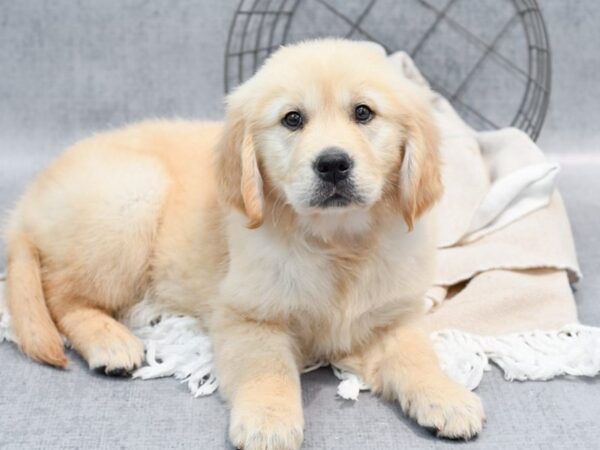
[400,52,581,335]
[384,52,598,395]
[0,51,598,399]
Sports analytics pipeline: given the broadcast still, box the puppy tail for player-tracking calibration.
[5,230,67,368]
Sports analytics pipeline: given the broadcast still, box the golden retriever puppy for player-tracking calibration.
[5,39,484,448]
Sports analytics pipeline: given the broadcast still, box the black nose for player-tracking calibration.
[313,149,353,184]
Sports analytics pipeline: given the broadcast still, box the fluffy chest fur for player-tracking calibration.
[219,210,436,362]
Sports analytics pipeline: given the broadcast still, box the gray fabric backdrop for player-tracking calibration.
[1,1,599,225]
[1,1,599,449]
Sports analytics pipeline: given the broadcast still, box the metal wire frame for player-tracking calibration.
[224,0,551,141]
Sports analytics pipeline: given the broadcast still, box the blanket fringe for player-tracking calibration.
[1,286,599,400]
[432,325,600,389]
[0,280,14,343]
[121,300,218,397]
[332,325,600,400]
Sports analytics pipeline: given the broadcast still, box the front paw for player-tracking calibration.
[400,381,485,440]
[229,399,303,450]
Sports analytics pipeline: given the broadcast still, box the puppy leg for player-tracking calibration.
[212,309,303,450]
[346,324,485,440]
[49,295,144,376]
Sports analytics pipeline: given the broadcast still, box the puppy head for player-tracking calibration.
[216,39,442,232]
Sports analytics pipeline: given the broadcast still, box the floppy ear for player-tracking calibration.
[399,100,443,230]
[215,101,264,229]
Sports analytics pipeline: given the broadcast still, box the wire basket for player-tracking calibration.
[224,0,551,140]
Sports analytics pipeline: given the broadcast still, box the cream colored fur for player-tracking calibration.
[5,39,484,448]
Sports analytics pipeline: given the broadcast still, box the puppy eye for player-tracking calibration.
[354,104,374,124]
[282,111,304,131]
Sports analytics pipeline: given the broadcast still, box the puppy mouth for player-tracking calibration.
[309,182,361,209]
[320,192,352,208]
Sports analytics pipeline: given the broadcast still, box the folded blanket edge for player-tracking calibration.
[435,264,582,289]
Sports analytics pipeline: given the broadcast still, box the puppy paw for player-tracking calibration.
[400,381,485,440]
[84,323,144,375]
[229,400,303,450]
